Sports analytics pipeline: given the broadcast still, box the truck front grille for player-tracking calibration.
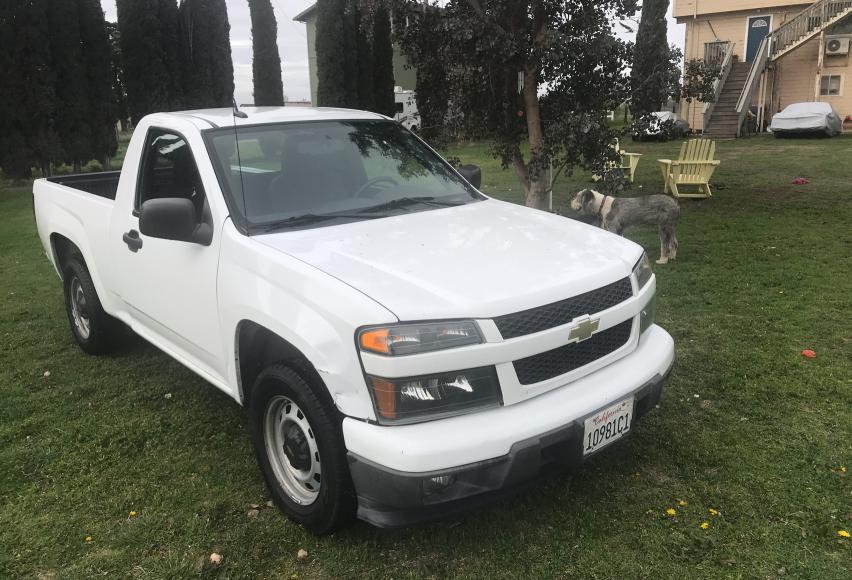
[512,319,633,385]
[493,277,633,339]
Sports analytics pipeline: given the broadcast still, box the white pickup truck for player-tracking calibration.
[34,107,674,533]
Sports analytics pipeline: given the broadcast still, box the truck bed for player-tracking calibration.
[34,174,117,298]
[46,171,121,200]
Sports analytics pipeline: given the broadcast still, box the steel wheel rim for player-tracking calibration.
[69,277,91,340]
[263,395,321,505]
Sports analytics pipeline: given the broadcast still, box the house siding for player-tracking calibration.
[776,37,852,113]
[305,15,318,106]
[674,0,815,18]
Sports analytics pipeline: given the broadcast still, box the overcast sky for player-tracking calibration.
[99,1,684,104]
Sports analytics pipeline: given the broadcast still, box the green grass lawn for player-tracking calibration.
[1,134,850,578]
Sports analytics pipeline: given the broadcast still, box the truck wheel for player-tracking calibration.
[62,257,120,355]
[249,364,356,534]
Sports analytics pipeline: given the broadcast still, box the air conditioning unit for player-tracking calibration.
[826,37,850,56]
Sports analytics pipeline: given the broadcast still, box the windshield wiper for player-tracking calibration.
[257,212,383,232]
[255,197,466,232]
[356,196,466,214]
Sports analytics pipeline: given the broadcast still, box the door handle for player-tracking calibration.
[123,230,143,252]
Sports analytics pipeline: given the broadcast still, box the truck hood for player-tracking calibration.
[255,199,642,321]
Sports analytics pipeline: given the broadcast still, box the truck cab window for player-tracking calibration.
[137,129,208,223]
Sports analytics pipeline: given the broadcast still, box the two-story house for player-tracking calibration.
[675,0,852,137]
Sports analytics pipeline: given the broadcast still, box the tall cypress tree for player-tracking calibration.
[180,0,234,109]
[631,0,673,116]
[106,22,130,131]
[158,0,184,109]
[342,1,359,108]
[372,4,395,117]
[248,0,284,106]
[48,0,91,167]
[355,7,374,112]
[405,6,448,142]
[78,0,117,165]
[117,0,184,124]
[0,2,16,174]
[316,0,347,107]
[0,0,62,177]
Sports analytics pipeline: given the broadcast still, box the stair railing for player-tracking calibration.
[702,41,735,129]
[735,35,770,137]
[772,0,852,60]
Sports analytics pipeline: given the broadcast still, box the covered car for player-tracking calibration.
[633,111,690,141]
[770,102,842,137]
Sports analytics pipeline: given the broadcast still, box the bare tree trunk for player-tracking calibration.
[522,66,549,210]
[510,147,530,198]
[526,179,550,210]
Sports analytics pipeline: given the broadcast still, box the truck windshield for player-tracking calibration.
[205,120,483,233]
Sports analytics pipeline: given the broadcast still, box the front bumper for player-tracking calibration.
[344,324,675,527]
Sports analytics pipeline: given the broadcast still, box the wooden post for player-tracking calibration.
[815,31,826,101]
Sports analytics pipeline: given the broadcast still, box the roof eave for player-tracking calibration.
[293,3,316,22]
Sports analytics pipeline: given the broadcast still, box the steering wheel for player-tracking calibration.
[353,176,400,198]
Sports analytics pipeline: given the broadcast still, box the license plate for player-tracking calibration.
[583,397,634,456]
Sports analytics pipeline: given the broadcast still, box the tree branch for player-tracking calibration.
[544,160,569,194]
[532,2,547,48]
[464,0,508,36]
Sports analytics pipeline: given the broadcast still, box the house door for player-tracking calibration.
[746,15,772,62]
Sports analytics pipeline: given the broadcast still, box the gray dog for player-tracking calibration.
[570,189,680,264]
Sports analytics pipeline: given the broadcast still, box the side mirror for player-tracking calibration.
[458,164,482,189]
[139,198,212,245]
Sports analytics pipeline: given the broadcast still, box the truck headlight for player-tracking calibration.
[367,367,501,424]
[633,253,653,289]
[359,321,482,356]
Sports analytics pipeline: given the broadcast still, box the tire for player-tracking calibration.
[249,364,356,534]
[62,257,121,355]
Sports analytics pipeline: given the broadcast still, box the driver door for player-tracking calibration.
[112,128,226,381]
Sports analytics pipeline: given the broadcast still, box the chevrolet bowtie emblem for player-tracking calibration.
[568,316,600,343]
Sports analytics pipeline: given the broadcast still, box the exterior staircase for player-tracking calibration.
[703,61,750,139]
[771,0,852,61]
[703,0,852,137]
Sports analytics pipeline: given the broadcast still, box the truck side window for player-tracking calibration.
[137,129,208,223]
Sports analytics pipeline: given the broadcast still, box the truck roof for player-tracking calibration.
[161,106,388,129]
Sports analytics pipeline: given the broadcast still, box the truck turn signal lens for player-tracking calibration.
[359,322,481,356]
[369,377,397,419]
[360,328,391,354]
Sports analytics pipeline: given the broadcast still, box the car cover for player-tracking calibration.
[770,102,842,135]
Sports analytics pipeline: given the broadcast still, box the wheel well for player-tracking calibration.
[50,234,81,277]
[236,321,331,407]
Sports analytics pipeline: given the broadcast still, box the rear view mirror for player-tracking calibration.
[458,164,482,189]
[139,198,212,245]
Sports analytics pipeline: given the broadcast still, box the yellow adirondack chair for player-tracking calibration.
[593,139,643,183]
[657,139,720,198]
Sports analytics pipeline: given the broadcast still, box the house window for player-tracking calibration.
[820,75,843,96]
